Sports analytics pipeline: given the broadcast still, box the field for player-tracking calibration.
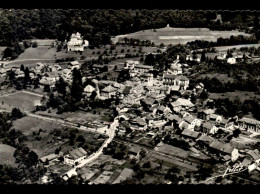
[209,91,260,102]
[12,115,64,136]
[214,44,260,52]
[4,44,144,68]
[0,144,16,167]
[111,27,251,46]
[0,91,42,112]
[198,73,234,84]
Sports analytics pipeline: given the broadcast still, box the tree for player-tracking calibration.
[20,64,25,71]
[201,51,206,62]
[55,77,68,96]
[71,68,83,103]
[144,53,155,66]
[233,128,241,138]
[76,135,85,143]
[142,161,151,168]
[11,108,24,120]
[32,42,38,48]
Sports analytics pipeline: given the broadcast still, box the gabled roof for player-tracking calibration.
[133,117,146,126]
[221,144,234,155]
[181,129,200,139]
[239,117,260,125]
[209,141,224,151]
[68,147,87,160]
[168,114,181,122]
[135,64,153,69]
[101,85,117,93]
[163,74,177,79]
[197,134,213,145]
[123,86,132,95]
[143,97,156,106]
[203,122,215,130]
[70,61,80,66]
[183,115,195,124]
[175,98,194,107]
[84,85,95,93]
[179,121,190,130]
[175,75,189,81]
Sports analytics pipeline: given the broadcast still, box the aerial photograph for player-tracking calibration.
[0,8,260,186]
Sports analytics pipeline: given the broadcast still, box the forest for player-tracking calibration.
[0,9,260,48]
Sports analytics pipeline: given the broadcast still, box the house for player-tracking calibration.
[100,85,117,99]
[209,114,222,123]
[163,74,189,90]
[130,117,147,131]
[227,57,236,64]
[167,114,182,128]
[67,32,88,52]
[180,115,201,130]
[181,129,200,139]
[128,146,142,159]
[92,64,105,72]
[14,69,25,78]
[202,122,219,134]
[39,154,58,165]
[170,98,195,113]
[141,97,158,110]
[68,61,81,70]
[61,69,72,82]
[209,141,234,155]
[196,134,214,146]
[238,117,260,132]
[197,109,215,120]
[84,85,95,98]
[134,64,153,74]
[124,60,139,70]
[64,147,87,166]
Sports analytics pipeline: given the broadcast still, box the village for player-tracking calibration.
[1,28,260,185]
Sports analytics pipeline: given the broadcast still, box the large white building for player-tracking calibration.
[67,32,89,52]
[64,147,88,166]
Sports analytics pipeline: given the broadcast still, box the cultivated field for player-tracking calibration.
[0,144,16,167]
[111,27,251,46]
[0,91,42,112]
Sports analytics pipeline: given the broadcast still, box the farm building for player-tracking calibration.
[64,147,88,166]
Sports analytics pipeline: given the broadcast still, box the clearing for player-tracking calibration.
[111,27,251,46]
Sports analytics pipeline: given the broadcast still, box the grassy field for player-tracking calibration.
[0,91,42,112]
[12,116,64,136]
[199,73,234,84]
[214,44,260,52]
[0,144,16,167]
[111,27,251,46]
[209,91,260,102]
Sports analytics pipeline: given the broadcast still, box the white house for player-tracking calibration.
[227,57,236,64]
[64,147,88,166]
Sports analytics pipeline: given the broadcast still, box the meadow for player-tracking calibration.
[0,144,16,167]
[0,91,42,112]
[111,27,251,46]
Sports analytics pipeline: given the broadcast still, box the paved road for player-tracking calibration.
[64,117,119,177]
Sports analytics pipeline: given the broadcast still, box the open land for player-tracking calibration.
[111,27,251,46]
